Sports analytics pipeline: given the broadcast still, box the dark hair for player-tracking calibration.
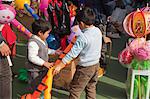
[76,7,95,25]
[32,19,51,35]
[2,1,12,5]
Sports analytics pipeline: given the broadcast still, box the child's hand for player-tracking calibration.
[53,65,62,75]
[43,62,54,69]
[55,48,62,55]
[53,62,66,75]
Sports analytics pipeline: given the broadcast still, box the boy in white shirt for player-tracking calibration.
[26,19,60,91]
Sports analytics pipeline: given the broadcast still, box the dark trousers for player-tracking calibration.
[0,58,12,99]
[28,68,48,91]
[69,63,99,99]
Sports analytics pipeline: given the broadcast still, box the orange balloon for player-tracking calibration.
[141,6,150,35]
[123,8,150,38]
[123,12,135,37]
[131,10,146,38]
[14,0,30,10]
[21,94,32,99]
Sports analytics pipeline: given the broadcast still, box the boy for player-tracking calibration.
[26,19,60,91]
[53,7,102,99]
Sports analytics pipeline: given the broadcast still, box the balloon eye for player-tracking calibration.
[2,16,5,18]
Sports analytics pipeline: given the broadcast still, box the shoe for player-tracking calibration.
[98,67,105,78]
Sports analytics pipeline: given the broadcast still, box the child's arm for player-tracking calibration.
[53,34,87,75]
[43,61,54,69]
[28,41,53,68]
[48,48,62,55]
[53,61,66,75]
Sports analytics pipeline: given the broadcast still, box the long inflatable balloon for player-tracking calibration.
[24,4,39,20]
[21,35,77,99]
[44,35,77,99]
[11,19,32,37]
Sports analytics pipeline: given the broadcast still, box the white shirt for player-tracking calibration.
[28,35,55,66]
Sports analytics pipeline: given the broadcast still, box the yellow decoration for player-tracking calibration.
[14,0,30,10]
[44,67,54,99]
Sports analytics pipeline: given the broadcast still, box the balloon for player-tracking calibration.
[46,34,60,50]
[123,8,150,38]
[133,47,149,60]
[11,19,32,37]
[68,25,82,43]
[39,0,49,12]
[129,38,146,52]
[141,6,150,35]
[24,4,39,20]
[143,40,150,60]
[118,48,133,65]
[130,59,139,69]
[133,78,139,99]
[44,67,53,99]
[21,94,32,99]
[14,0,30,10]
[0,4,16,24]
[123,12,135,37]
[141,60,150,69]
[132,10,146,38]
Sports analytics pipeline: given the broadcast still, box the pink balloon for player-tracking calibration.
[11,19,32,38]
[129,38,146,52]
[68,25,81,43]
[118,48,133,65]
[143,40,150,59]
[144,40,150,52]
[123,12,135,37]
[39,0,49,12]
[0,4,16,24]
[133,47,149,60]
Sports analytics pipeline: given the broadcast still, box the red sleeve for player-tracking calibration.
[1,24,17,46]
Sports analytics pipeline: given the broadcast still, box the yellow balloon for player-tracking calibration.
[14,0,30,10]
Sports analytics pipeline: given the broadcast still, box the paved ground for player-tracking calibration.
[12,14,130,99]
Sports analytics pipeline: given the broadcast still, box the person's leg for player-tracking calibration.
[69,66,92,99]
[0,58,12,99]
[85,64,99,99]
[0,75,12,99]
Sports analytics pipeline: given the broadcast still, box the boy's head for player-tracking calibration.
[76,7,95,29]
[32,19,51,40]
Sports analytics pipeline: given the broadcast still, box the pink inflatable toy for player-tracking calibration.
[129,37,146,52]
[118,48,133,65]
[133,47,149,60]
[11,19,32,38]
[39,0,49,12]
[0,4,16,24]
